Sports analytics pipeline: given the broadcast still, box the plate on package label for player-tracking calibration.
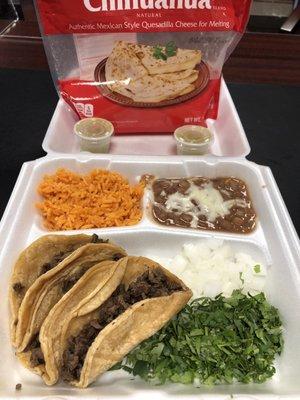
[94,58,210,108]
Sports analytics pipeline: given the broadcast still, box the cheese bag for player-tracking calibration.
[35,0,251,134]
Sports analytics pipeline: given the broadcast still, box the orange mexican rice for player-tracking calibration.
[36,168,145,230]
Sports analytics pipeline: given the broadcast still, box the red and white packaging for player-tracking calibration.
[35,0,251,134]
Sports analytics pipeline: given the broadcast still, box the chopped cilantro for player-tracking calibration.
[165,41,177,57]
[153,46,167,60]
[239,271,244,284]
[254,264,261,273]
[153,42,177,60]
[119,290,283,386]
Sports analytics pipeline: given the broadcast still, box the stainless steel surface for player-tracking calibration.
[251,0,293,17]
[281,5,300,31]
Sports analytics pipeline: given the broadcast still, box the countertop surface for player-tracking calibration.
[0,69,299,234]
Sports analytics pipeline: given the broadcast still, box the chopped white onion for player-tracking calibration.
[154,239,267,299]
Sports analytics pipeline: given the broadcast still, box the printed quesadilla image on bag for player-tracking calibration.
[41,256,192,388]
[13,242,126,368]
[9,233,104,344]
[99,40,207,106]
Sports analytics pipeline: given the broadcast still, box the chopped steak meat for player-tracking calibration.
[62,259,108,294]
[91,234,99,243]
[40,262,53,274]
[61,268,181,382]
[39,235,110,276]
[26,334,45,367]
[61,262,96,294]
[12,282,24,294]
[15,383,22,391]
[91,234,109,243]
[39,248,75,276]
[113,253,125,261]
[61,274,81,294]
[31,347,45,368]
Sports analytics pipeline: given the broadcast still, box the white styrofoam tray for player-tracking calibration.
[42,79,251,157]
[0,155,299,399]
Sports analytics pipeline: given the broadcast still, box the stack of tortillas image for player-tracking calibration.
[103,41,204,105]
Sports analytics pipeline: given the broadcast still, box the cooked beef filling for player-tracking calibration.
[40,252,67,275]
[26,334,45,367]
[61,253,125,294]
[61,268,181,382]
[12,235,108,297]
[39,234,107,276]
[61,261,98,294]
[26,258,117,368]
[12,250,85,309]
[113,253,125,261]
[39,247,78,276]
[61,273,83,294]
[12,282,25,294]
[91,234,109,244]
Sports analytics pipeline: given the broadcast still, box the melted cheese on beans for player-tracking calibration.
[165,182,246,227]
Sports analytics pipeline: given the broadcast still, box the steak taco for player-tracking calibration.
[39,258,127,385]
[9,233,105,344]
[14,242,126,355]
[17,259,124,382]
[41,256,192,388]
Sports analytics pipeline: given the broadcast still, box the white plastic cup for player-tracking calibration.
[74,118,114,153]
[174,125,214,155]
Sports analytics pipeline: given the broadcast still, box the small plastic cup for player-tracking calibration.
[174,125,214,155]
[74,118,114,153]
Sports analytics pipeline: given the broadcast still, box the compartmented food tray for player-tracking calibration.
[42,79,251,157]
[0,155,299,399]
[2,0,299,395]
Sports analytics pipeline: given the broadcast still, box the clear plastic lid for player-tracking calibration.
[74,118,114,153]
[174,125,214,155]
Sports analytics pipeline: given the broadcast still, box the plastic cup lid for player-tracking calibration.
[174,125,214,147]
[74,118,114,141]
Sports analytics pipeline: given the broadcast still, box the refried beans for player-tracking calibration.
[151,177,256,233]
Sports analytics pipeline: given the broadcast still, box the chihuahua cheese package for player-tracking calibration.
[35,0,251,134]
